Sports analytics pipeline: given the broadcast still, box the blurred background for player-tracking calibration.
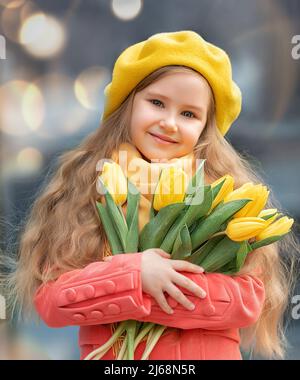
[0,0,300,360]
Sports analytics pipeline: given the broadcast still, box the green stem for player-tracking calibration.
[134,323,156,350]
[141,325,167,360]
[210,231,226,239]
[126,320,137,360]
[117,334,128,360]
[83,321,126,360]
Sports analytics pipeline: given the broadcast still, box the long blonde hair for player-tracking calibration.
[2,65,299,359]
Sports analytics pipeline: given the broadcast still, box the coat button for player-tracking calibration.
[103,280,116,294]
[73,313,86,322]
[91,310,104,319]
[106,303,121,315]
[203,304,216,316]
[65,288,77,302]
[84,285,95,298]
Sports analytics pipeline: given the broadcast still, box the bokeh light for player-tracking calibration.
[33,73,90,138]
[0,80,36,136]
[1,1,38,43]
[22,83,45,131]
[111,0,143,21]
[16,147,43,175]
[19,12,66,59]
[0,0,25,8]
[74,66,109,110]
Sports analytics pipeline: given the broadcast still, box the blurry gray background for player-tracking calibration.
[0,0,299,359]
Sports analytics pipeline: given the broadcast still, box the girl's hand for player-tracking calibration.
[140,248,207,315]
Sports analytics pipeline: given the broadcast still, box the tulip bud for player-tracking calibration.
[211,175,234,210]
[255,216,294,241]
[153,166,188,211]
[224,183,269,218]
[99,162,127,205]
[226,217,267,242]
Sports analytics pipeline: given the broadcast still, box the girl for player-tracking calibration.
[4,31,299,360]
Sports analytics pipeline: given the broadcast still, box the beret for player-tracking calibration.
[102,30,242,135]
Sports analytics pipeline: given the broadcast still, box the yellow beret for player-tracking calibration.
[102,30,242,136]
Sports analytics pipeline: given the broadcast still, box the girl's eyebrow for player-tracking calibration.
[146,91,204,112]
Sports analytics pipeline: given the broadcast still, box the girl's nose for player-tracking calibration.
[159,118,178,132]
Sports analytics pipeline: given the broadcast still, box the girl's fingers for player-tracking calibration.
[153,249,171,259]
[171,260,204,273]
[155,291,174,315]
[172,273,206,299]
[164,283,196,311]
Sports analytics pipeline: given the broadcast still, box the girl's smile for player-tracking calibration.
[129,70,212,161]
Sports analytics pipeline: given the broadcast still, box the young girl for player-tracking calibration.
[5,30,299,360]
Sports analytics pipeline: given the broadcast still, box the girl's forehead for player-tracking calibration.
[141,71,211,105]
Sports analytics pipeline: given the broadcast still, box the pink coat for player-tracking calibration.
[34,253,265,360]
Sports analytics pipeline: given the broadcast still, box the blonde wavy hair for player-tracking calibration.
[2,66,299,359]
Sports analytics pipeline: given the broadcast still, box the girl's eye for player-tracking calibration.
[150,99,164,107]
[149,99,195,118]
[182,111,195,118]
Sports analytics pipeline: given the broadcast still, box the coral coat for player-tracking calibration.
[34,253,265,360]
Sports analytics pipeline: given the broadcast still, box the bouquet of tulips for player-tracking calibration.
[84,160,294,360]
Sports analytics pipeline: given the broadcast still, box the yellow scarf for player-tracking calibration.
[111,142,197,231]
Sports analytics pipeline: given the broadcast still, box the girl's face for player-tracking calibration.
[129,71,212,161]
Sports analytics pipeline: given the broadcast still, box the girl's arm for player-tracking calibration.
[34,253,152,328]
[34,253,265,330]
[138,271,265,330]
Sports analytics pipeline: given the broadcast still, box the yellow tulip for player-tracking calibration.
[100,162,127,205]
[255,216,294,241]
[258,208,279,226]
[224,182,269,218]
[258,209,278,218]
[153,166,188,211]
[211,175,234,210]
[226,217,267,242]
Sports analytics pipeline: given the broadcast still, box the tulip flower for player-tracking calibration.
[258,208,279,226]
[211,175,234,210]
[225,217,267,242]
[100,162,127,205]
[224,182,269,218]
[255,216,294,241]
[153,166,188,211]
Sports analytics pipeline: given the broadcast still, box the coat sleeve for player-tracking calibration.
[34,253,265,330]
[138,271,265,330]
[34,253,152,328]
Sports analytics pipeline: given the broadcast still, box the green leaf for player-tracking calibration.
[171,224,192,260]
[126,180,140,228]
[199,236,242,273]
[190,198,252,250]
[211,177,226,201]
[187,235,224,265]
[236,240,252,271]
[139,202,186,251]
[184,159,205,204]
[251,235,283,250]
[96,201,124,254]
[98,176,128,252]
[220,240,252,274]
[126,198,140,253]
[160,186,212,253]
